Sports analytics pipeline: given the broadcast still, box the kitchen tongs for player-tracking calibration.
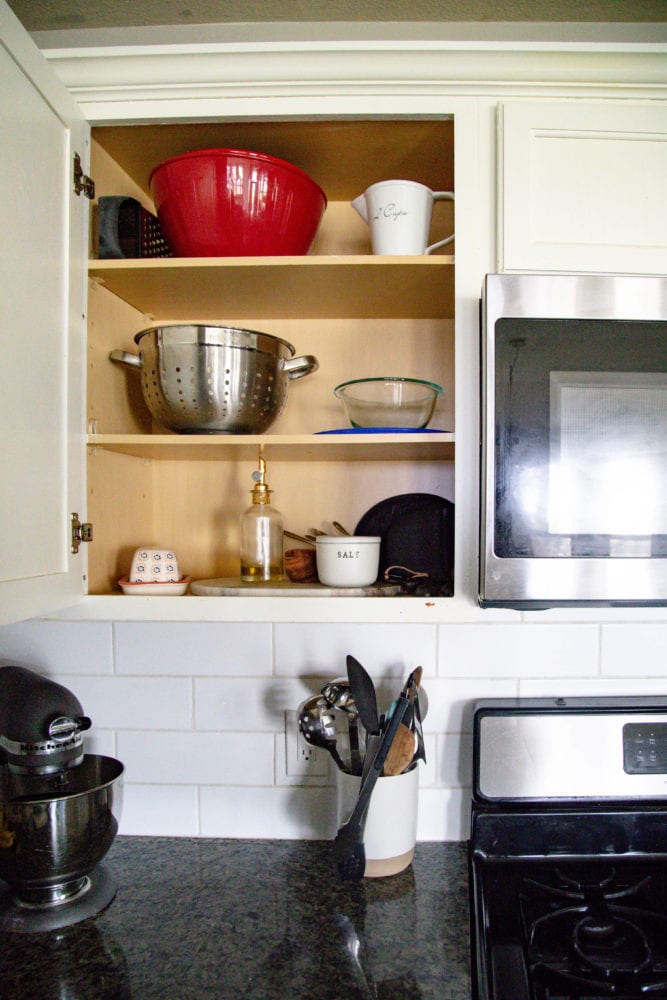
[404,666,426,766]
[334,692,410,881]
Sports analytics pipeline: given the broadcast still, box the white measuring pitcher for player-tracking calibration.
[351,179,454,255]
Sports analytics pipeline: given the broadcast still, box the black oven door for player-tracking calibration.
[479,273,667,608]
[470,808,667,1000]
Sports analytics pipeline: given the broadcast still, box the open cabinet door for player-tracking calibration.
[0,1,88,624]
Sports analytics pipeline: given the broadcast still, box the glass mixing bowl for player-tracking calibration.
[334,377,443,429]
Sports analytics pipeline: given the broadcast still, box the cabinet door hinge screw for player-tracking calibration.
[73,153,95,199]
[71,513,93,554]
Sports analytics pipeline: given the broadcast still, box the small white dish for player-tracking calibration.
[118,576,190,596]
[129,548,180,583]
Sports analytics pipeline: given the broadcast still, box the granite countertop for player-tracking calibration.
[0,838,471,1000]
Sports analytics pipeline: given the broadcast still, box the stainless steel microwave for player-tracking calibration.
[480,273,667,609]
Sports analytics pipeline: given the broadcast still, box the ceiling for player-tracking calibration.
[7,0,667,32]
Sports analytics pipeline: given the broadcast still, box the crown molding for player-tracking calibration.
[39,30,667,122]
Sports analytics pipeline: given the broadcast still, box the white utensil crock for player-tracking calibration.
[335,764,419,877]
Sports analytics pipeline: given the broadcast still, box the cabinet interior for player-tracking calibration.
[86,118,455,595]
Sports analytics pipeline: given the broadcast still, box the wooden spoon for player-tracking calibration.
[382,722,416,776]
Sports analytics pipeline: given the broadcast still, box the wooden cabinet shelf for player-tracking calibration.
[88,255,454,321]
[87,432,455,462]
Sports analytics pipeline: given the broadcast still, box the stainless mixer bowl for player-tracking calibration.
[110,323,319,433]
[0,754,124,905]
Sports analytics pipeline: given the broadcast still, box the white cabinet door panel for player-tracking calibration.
[0,1,88,623]
[500,101,667,274]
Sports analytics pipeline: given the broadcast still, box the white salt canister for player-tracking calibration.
[315,535,381,587]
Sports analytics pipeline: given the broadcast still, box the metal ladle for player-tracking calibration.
[321,677,357,715]
[321,678,363,774]
[297,695,349,772]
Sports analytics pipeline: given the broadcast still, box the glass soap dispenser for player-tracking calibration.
[240,454,284,582]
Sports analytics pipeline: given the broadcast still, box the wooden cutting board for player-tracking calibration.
[191,578,402,597]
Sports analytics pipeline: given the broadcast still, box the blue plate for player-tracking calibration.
[315,427,448,435]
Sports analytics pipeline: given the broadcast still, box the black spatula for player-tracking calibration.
[334,693,409,880]
[346,654,380,737]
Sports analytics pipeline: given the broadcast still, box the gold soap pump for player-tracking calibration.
[240,453,284,582]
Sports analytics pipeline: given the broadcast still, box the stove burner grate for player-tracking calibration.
[520,866,667,996]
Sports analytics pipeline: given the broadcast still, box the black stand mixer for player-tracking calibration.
[0,665,124,932]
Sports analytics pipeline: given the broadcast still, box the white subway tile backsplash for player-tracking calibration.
[54,675,192,730]
[519,678,667,699]
[121,784,199,836]
[84,729,115,758]
[438,623,600,678]
[417,787,470,841]
[194,676,322,732]
[419,735,438,787]
[200,786,335,839]
[0,621,113,674]
[5,613,667,841]
[199,776,474,842]
[274,623,437,679]
[601,624,667,676]
[117,730,274,785]
[520,606,667,624]
[438,731,473,789]
[422,678,517,733]
[113,621,272,676]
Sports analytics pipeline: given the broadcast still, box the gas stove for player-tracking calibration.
[468,697,667,999]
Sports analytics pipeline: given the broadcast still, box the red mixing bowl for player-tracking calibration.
[148,148,327,257]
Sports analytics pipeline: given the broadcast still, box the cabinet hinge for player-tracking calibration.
[71,513,93,554]
[73,153,95,199]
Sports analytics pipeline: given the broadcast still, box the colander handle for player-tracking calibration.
[109,349,143,370]
[284,355,319,380]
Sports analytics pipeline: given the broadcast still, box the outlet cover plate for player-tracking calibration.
[278,710,330,785]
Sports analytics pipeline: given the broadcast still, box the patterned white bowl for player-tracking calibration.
[129,548,180,583]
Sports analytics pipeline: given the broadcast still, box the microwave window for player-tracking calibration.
[494,318,667,558]
[549,372,667,537]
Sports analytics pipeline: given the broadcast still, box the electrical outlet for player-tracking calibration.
[284,710,329,778]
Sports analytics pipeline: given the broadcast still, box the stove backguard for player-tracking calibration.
[474,697,667,803]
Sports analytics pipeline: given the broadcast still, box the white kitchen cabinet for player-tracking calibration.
[0,5,461,619]
[499,99,667,274]
[3,5,663,625]
[0,3,89,625]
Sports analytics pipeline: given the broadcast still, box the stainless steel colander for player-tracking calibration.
[110,324,318,433]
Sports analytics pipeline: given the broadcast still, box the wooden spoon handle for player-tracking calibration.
[382,722,415,776]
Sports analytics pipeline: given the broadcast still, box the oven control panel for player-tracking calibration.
[475,708,667,799]
[623,723,667,774]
